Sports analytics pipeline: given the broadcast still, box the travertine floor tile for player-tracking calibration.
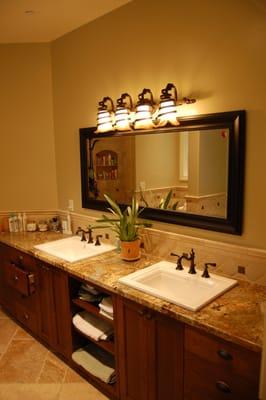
[0,339,48,383]
[38,353,67,384]
[0,383,61,400]
[58,383,109,400]
[0,319,17,353]
[64,367,86,383]
[13,327,34,341]
[0,307,9,319]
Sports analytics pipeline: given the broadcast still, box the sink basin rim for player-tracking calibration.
[118,261,237,311]
[34,236,116,263]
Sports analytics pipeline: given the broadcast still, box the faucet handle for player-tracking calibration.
[170,252,184,270]
[76,227,86,241]
[87,227,94,244]
[202,262,217,278]
[95,234,103,246]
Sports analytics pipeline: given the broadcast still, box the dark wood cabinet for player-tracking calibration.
[0,242,262,400]
[116,296,184,400]
[37,261,72,358]
[184,325,261,400]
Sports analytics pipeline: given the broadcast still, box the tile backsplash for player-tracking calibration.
[1,209,266,286]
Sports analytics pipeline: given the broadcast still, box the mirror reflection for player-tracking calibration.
[87,128,229,218]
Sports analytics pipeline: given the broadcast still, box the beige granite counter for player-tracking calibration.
[0,231,265,353]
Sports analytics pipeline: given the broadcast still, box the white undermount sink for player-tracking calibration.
[34,236,116,263]
[118,261,237,311]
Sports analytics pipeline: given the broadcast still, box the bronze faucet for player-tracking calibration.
[183,249,197,274]
[76,227,87,242]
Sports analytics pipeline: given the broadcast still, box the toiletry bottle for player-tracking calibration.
[8,214,13,233]
[18,213,23,232]
[22,213,27,232]
[13,215,19,232]
[67,211,72,234]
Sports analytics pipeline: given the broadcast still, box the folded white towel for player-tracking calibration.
[99,296,113,315]
[99,309,114,321]
[81,283,101,295]
[72,311,113,341]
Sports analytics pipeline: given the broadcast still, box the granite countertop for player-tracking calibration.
[1,231,266,353]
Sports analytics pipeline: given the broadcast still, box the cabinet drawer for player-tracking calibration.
[5,263,36,296]
[184,326,260,400]
[16,302,38,333]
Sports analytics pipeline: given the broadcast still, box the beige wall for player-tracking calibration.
[135,133,180,190]
[50,0,265,249]
[0,44,57,211]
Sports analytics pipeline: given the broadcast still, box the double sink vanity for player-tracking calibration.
[0,231,265,400]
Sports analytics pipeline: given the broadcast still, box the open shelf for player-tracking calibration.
[72,324,115,355]
[70,360,117,398]
[72,298,114,325]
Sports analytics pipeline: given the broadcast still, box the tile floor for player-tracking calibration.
[0,306,109,400]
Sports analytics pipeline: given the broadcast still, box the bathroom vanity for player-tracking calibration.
[0,232,264,400]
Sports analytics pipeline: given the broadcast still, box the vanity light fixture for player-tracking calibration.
[114,93,133,131]
[95,84,196,133]
[156,83,180,127]
[156,83,196,127]
[95,97,115,133]
[133,88,155,130]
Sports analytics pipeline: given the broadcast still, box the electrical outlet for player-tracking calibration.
[68,199,74,211]
[238,265,246,274]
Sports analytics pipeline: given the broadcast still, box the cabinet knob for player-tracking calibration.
[14,275,19,282]
[216,380,231,393]
[138,309,146,317]
[23,313,29,320]
[19,255,24,261]
[145,313,153,320]
[217,349,233,361]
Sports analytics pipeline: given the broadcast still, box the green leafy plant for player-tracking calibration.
[158,189,180,210]
[95,194,151,242]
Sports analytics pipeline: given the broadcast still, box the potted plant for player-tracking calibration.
[95,194,151,261]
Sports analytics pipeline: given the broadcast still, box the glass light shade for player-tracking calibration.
[134,104,154,130]
[114,108,132,131]
[96,110,114,133]
[156,98,180,127]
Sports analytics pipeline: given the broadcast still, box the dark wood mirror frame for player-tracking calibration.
[80,110,245,235]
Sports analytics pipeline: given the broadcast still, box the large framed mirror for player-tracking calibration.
[80,110,245,234]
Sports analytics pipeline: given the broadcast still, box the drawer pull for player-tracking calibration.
[14,275,19,282]
[217,349,233,361]
[23,313,29,320]
[138,309,146,317]
[19,255,24,261]
[216,380,231,393]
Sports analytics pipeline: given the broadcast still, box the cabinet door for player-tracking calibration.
[152,313,184,400]
[117,297,153,400]
[38,263,72,359]
[38,262,57,347]
[52,268,72,359]
[116,296,184,400]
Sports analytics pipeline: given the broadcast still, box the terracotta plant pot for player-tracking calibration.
[120,239,141,261]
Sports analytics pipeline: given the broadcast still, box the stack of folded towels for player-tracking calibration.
[72,343,116,384]
[99,296,114,320]
[78,283,103,303]
[72,311,113,341]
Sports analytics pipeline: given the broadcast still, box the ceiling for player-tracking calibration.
[0,0,132,43]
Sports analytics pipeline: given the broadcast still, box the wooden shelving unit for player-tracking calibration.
[72,298,114,325]
[69,277,117,399]
[96,150,118,181]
